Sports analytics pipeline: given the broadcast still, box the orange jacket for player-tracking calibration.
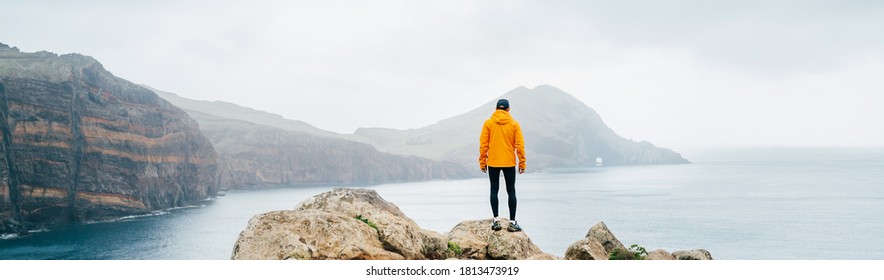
[479,109,526,170]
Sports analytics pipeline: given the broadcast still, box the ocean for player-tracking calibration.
[2,147,883,260]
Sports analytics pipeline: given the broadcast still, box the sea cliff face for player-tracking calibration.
[0,43,217,231]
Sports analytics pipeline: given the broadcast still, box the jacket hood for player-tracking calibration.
[490,109,513,125]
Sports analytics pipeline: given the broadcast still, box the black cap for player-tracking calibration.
[496,99,509,110]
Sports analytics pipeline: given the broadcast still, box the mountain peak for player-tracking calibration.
[496,84,586,114]
[503,84,571,97]
[357,85,688,168]
[504,84,566,93]
[529,84,573,96]
[0,42,18,51]
[531,84,562,91]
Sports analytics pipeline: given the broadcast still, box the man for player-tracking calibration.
[478,99,526,232]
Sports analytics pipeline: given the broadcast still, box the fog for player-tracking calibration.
[3,0,883,148]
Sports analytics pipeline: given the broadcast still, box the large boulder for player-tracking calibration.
[564,221,627,260]
[0,218,32,236]
[232,188,444,260]
[672,249,714,260]
[447,219,556,260]
[231,209,404,260]
[646,249,676,260]
[295,188,447,260]
[564,238,608,260]
[586,221,627,253]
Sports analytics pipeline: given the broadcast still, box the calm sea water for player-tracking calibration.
[2,147,883,260]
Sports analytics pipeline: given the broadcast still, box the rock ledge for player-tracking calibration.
[231,188,711,260]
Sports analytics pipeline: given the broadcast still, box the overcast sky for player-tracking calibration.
[4,0,883,148]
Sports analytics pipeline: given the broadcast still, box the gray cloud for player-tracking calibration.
[3,0,883,147]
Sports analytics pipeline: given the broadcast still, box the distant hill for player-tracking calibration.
[149,87,340,139]
[150,87,473,189]
[354,85,689,169]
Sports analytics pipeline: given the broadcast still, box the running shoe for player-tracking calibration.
[491,219,502,231]
[507,221,522,232]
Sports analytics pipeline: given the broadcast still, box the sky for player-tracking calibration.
[3,0,883,148]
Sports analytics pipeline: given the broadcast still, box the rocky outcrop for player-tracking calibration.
[565,221,627,260]
[0,43,217,232]
[646,249,677,260]
[232,188,709,260]
[1,217,31,236]
[150,87,474,189]
[563,237,609,260]
[294,188,448,260]
[565,221,712,260]
[447,219,556,260]
[229,209,405,260]
[585,221,628,253]
[231,188,556,260]
[673,249,714,260]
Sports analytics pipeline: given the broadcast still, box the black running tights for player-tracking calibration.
[488,166,517,220]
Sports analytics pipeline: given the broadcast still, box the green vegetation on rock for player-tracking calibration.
[355,215,378,231]
[447,241,463,256]
[608,244,649,260]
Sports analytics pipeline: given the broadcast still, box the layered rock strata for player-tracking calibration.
[0,43,217,232]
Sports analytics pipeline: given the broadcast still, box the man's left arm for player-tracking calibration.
[514,122,526,174]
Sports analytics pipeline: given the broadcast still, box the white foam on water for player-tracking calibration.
[117,210,171,221]
[1,233,19,240]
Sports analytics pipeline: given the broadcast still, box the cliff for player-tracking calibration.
[150,87,473,189]
[354,85,689,169]
[231,188,710,260]
[0,43,217,234]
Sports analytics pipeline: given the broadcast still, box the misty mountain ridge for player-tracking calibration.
[355,85,689,169]
[157,83,687,172]
[145,85,340,139]
[151,87,473,188]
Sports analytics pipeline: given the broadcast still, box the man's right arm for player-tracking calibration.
[478,121,489,172]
